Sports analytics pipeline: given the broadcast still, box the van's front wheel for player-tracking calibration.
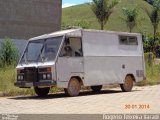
[120,75,134,92]
[34,87,50,97]
[91,85,102,92]
[64,78,81,97]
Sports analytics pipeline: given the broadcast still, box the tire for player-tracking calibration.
[120,75,134,92]
[34,87,50,97]
[91,85,102,92]
[64,78,81,97]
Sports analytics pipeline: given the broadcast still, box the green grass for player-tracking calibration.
[62,0,160,34]
[146,63,160,84]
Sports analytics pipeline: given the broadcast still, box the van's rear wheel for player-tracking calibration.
[34,87,50,97]
[120,75,134,92]
[64,78,81,97]
[91,85,102,92]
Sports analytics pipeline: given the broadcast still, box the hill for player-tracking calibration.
[62,0,160,34]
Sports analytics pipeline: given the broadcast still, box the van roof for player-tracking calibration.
[29,29,82,41]
[29,29,141,41]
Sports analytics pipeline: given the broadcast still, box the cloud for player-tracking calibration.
[62,3,76,8]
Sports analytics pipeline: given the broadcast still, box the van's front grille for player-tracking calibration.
[24,67,38,82]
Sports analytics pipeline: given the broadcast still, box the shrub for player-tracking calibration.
[75,20,91,29]
[0,38,19,67]
[143,33,160,57]
[61,20,91,30]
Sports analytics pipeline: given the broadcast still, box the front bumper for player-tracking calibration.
[14,81,56,88]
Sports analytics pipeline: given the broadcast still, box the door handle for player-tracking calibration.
[80,61,84,64]
[122,64,125,69]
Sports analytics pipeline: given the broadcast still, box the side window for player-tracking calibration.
[119,36,138,45]
[59,37,83,57]
[119,36,128,45]
[128,37,138,45]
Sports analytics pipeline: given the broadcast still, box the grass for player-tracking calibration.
[136,53,160,86]
[137,61,160,86]
[146,63,160,84]
[62,0,160,34]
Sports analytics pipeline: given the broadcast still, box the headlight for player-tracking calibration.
[47,68,52,72]
[17,69,24,74]
[17,75,24,81]
[47,74,51,80]
[43,74,47,80]
[41,73,52,80]
[18,75,21,81]
[20,75,24,80]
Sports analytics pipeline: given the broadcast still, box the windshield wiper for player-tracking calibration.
[20,49,28,65]
[37,40,47,63]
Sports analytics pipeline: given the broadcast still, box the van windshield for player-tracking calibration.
[20,36,63,64]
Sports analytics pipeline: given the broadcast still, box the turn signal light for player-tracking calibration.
[17,69,24,74]
[47,67,52,72]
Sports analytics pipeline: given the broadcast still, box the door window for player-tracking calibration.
[59,37,83,57]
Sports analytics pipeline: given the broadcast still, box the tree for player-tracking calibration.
[153,0,160,8]
[146,1,160,53]
[144,0,154,5]
[122,8,138,32]
[90,0,118,30]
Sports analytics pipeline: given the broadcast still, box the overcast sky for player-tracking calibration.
[62,0,91,8]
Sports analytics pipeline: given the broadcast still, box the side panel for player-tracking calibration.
[82,30,142,56]
[56,57,84,88]
[82,30,145,86]
[83,56,144,86]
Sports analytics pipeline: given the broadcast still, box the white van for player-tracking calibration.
[15,29,146,97]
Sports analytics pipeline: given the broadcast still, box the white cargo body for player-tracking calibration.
[15,29,146,97]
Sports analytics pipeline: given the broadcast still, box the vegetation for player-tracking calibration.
[62,0,155,33]
[89,0,118,30]
[143,32,160,57]
[137,53,160,86]
[145,0,160,54]
[0,38,18,67]
[122,8,138,32]
[0,66,35,96]
[61,20,91,30]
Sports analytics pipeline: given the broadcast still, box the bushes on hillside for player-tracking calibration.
[62,20,91,30]
[143,32,160,57]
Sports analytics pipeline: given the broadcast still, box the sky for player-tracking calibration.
[62,0,91,8]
